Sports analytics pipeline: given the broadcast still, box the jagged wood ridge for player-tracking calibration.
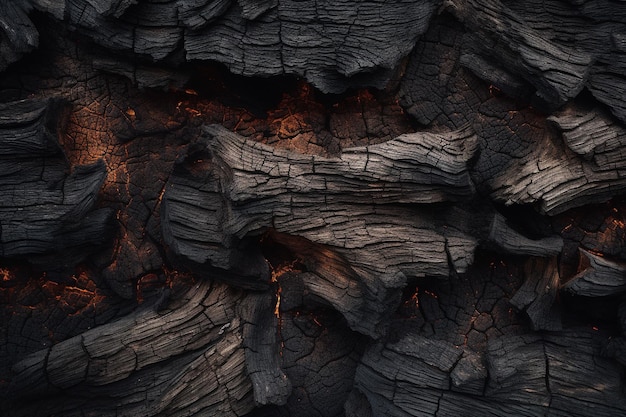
[1,1,626,417]
[162,125,564,337]
[4,0,625,122]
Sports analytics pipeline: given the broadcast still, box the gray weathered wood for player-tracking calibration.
[3,2,626,416]
[162,125,563,337]
[9,281,257,417]
[399,13,626,215]
[488,214,563,257]
[32,0,440,93]
[237,0,277,20]
[0,99,112,263]
[484,104,626,214]
[0,2,39,72]
[446,0,626,124]
[448,0,591,108]
[161,124,482,336]
[348,331,626,417]
[562,249,626,297]
[239,291,291,406]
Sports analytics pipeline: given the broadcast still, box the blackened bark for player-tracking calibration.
[0,98,113,265]
[2,1,626,417]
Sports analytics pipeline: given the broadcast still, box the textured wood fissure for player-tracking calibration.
[2,1,626,417]
[9,281,257,416]
[162,125,565,338]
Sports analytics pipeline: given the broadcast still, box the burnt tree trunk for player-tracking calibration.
[2,1,626,417]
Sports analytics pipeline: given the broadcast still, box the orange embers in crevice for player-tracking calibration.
[270,259,303,319]
[0,265,109,346]
[175,79,414,156]
[134,267,196,306]
[0,268,12,283]
[15,268,104,315]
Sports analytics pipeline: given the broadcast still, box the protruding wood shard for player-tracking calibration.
[488,213,563,257]
[162,124,567,337]
[562,249,626,297]
[239,291,291,406]
[448,0,591,108]
[204,123,479,205]
[510,257,561,331]
[0,2,39,71]
[162,124,480,335]
[237,0,277,20]
[487,105,626,214]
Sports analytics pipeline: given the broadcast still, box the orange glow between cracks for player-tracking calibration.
[270,260,300,318]
[0,268,12,282]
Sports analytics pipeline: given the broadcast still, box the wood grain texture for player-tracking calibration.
[510,257,561,331]
[0,2,39,71]
[2,1,626,416]
[162,125,563,337]
[28,0,437,93]
[9,281,257,417]
[239,291,291,406]
[0,99,113,264]
[399,13,626,215]
[562,249,626,297]
[348,331,626,417]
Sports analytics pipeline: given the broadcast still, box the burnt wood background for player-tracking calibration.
[1,1,626,416]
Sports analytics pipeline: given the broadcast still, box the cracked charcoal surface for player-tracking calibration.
[2,1,626,416]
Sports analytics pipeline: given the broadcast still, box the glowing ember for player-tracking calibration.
[136,273,159,305]
[488,84,502,96]
[0,268,12,282]
[274,283,281,318]
[404,289,419,309]
[270,260,300,318]
[125,108,136,121]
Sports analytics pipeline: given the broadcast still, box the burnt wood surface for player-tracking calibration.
[1,1,626,417]
[0,98,113,265]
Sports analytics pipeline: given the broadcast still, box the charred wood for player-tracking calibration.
[0,98,113,266]
[8,281,256,417]
[162,124,563,337]
[2,1,626,417]
[562,249,626,297]
[348,330,626,417]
